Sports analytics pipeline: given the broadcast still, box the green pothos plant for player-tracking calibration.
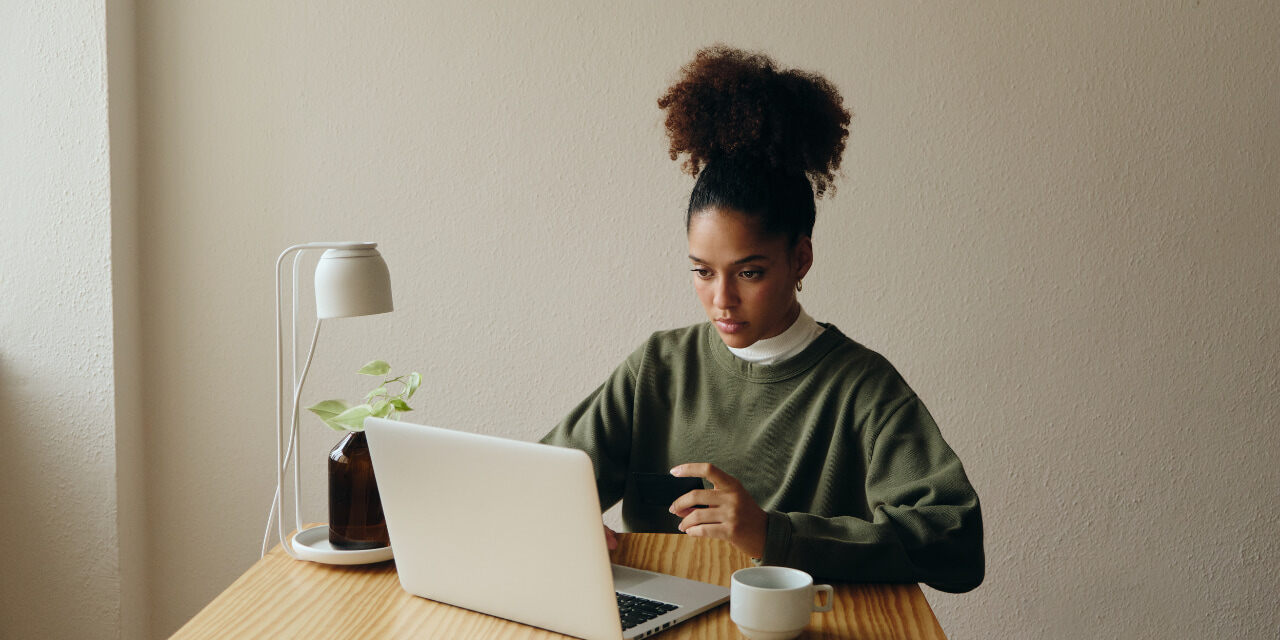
[306,360,421,431]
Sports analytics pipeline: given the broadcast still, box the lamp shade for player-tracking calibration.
[314,247,394,319]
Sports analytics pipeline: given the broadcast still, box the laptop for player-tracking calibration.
[364,418,730,640]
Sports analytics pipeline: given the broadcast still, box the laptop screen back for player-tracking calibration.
[365,418,624,640]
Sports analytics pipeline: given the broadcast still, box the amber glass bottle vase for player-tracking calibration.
[328,431,390,549]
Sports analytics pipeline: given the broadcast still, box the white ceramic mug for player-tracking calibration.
[730,566,834,640]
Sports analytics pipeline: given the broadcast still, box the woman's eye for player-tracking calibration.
[740,270,763,280]
[690,268,712,278]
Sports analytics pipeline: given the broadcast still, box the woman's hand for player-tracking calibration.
[603,524,619,551]
[668,463,767,558]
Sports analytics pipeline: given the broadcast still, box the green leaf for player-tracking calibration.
[389,398,412,412]
[306,399,349,421]
[405,372,421,399]
[332,404,374,430]
[358,360,391,376]
[321,418,348,432]
[364,386,387,401]
[371,400,393,418]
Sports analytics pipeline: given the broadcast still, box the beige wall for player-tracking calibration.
[6,1,1278,638]
[0,2,124,638]
[107,0,148,636]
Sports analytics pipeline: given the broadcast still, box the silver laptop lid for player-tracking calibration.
[365,418,624,640]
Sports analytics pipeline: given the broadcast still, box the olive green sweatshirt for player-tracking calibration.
[540,322,984,593]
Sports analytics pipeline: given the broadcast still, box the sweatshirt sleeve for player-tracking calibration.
[538,350,640,511]
[761,395,985,593]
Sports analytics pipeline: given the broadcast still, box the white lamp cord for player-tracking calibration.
[260,317,322,558]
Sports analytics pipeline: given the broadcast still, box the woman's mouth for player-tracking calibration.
[714,319,748,333]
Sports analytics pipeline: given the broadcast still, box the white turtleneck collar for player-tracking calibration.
[726,307,825,366]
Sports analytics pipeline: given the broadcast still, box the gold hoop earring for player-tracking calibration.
[796,280,804,292]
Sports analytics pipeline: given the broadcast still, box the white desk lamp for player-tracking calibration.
[262,242,395,565]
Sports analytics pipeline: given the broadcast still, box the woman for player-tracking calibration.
[541,46,983,593]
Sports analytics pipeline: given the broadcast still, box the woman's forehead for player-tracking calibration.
[688,209,787,261]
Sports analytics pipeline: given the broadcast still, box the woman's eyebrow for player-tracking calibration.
[687,254,770,265]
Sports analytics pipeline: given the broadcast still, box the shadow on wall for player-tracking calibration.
[0,354,54,631]
[0,354,115,635]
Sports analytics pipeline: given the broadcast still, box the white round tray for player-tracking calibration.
[291,524,394,565]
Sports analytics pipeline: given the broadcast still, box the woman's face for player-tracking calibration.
[687,208,812,349]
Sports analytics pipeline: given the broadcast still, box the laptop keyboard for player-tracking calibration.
[616,592,678,630]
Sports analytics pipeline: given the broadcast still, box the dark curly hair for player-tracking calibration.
[658,45,851,243]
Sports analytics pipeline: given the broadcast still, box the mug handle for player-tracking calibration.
[813,584,834,612]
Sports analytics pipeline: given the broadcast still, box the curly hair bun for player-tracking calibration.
[658,45,851,196]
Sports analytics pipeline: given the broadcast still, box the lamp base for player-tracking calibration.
[290,524,393,565]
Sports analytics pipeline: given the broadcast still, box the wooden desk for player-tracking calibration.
[174,533,946,639]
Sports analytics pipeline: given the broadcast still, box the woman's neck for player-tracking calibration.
[726,307,824,366]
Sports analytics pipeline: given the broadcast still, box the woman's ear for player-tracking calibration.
[793,236,814,280]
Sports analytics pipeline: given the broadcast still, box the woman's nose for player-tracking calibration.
[713,278,738,309]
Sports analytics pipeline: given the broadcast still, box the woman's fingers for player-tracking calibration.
[678,504,766,556]
[669,462,737,489]
[669,488,720,516]
[677,505,729,533]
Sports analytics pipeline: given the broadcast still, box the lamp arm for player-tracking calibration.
[269,245,309,559]
[291,251,303,532]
